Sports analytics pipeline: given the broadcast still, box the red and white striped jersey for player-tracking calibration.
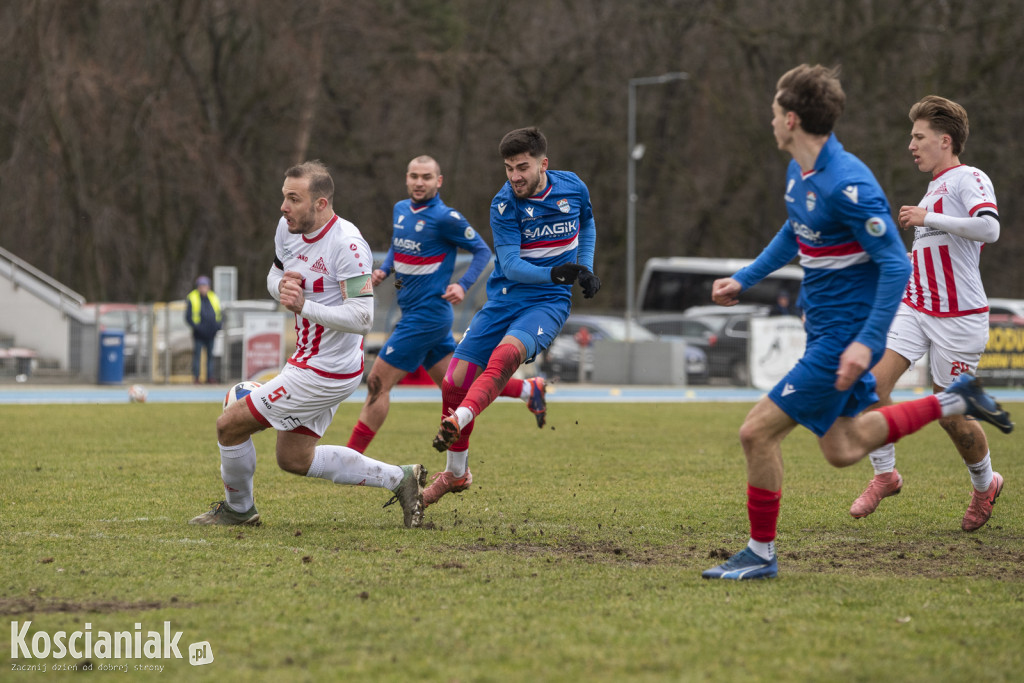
[903,165,997,317]
[272,215,373,378]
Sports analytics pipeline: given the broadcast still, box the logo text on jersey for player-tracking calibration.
[393,238,422,252]
[791,221,822,244]
[524,219,577,240]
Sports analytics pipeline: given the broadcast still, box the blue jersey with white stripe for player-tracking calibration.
[734,134,911,353]
[380,193,491,323]
[487,169,596,302]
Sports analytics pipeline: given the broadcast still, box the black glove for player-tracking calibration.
[550,263,586,285]
[578,269,601,299]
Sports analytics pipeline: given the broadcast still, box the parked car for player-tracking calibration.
[640,305,771,386]
[540,314,709,384]
[988,297,1024,323]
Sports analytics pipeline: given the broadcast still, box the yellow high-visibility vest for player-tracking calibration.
[187,289,222,324]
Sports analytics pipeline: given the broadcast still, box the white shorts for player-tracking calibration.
[886,303,988,388]
[246,363,361,438]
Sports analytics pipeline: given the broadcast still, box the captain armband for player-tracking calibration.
[341,273,374,300]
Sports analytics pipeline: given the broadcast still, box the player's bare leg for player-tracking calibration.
[941,412,1000,530]
[347,358,408,452]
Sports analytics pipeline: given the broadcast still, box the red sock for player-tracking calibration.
[463,344,522,417]
[441,380,467,417]
[441,381,474,450]
[347,420,375,453]
[747,485,781,543]
[500,377,525,398]
[877,396,941,444]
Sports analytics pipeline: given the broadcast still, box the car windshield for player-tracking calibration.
[644,319,715,337]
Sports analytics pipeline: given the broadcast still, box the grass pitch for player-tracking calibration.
[1,399,1022,682]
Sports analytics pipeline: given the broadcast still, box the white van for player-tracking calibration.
[637,256,803,316]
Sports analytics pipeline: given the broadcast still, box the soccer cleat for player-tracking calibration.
[188,500,261,526]
[382,464,427,528]
[944,374,1014,434]
[850,470,903,518]
[962,472,1004,532]
[432,413,461,452]
[702,547,778,580]
[422,469,473,507]
[526,376,547,428]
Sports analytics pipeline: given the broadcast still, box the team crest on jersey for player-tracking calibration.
[415,220,425,232]
[557,198,571,214]
[932,182,949,196]
[464,227,476,239]
[310,257,329,275]
[805,191,817,212]
[865,217,887,237]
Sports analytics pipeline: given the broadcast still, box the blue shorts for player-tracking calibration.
[454,297,569,367]
[769,332,881,437]
[377,316,456,374]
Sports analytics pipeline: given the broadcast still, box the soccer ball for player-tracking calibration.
[223,380,262,411]
[128,384,148,403]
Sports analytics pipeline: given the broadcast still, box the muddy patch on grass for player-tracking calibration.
[0,598,176,616]
[455,535,1024,579]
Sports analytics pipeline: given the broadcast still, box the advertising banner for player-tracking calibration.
[242,313,284,382]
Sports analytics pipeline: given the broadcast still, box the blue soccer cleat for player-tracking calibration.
[526,376,547,428]
[702,547,778,580]
[944,373,1014,434]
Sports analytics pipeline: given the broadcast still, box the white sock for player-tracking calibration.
[936,392,967,417]
[454,406,475,429]
[519,381,532,401]
[220,439,257,513]
[446,449,469,478]
[747,539,775,561]
[965,452,994,492]
[306,445,404,490]
[868,442,897,475]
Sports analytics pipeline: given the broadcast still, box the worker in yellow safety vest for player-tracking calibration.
[185,275,222,383]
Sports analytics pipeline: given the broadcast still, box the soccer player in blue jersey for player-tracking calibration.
[425,128,601,506]
[346,156,547,455]
[702,65,1013,581]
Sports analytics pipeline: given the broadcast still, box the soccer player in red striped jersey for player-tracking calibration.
[850,96,1005,531]
[189,160,427,529]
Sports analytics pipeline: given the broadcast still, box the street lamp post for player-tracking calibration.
[625,72,688,379]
